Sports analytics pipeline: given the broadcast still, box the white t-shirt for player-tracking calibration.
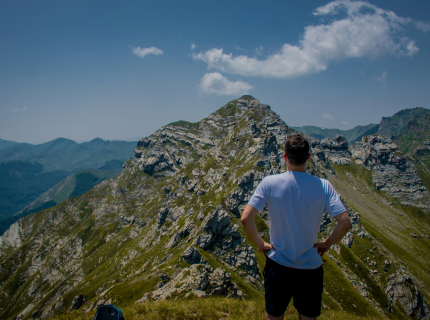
[248,171,346,269]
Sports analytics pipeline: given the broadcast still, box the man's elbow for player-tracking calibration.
[240,215,248,226]
[343,218,352,231]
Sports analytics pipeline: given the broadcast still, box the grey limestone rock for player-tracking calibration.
[386,271,430,319]
[166,222,194,248]
[414,141,430,156]
[308,137,332,170]
[0,220,23,250]
[351,135,430,209]
[136,264,243,302]
[321,135,353,165]
[341,232,354,248]
[181,246,208,265]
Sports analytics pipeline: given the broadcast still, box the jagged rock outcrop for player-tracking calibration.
[414,141,430,156]
[136,264,244,302]
[321,135,353,165]
[350,135,430,209]
[386,271,430,319]
[0,220,24,250]
[181,246,208,265]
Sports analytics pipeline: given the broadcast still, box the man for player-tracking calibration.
[241,135,351,320]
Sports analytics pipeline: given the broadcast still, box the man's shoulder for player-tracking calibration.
[261,172,288,183]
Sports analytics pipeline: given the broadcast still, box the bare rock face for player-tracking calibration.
[136,264,244,302]
[70,294,86,310]
[193,207,260,280]
[320,136,353,165]
[308,137,332,175]
[181,246,208,265]
[386,271,430,319]
[350,135,430,209]
[0,220,23,250]
[414,141,430,156]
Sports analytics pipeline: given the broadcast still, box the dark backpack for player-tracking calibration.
[93,304,124,320]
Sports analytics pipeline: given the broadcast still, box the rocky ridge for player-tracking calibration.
[350,135,430,209]
[0,96,429,320]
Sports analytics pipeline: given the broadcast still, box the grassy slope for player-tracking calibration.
[329,164,430,299]
[392,114,430,154]
[0,160,69,219]
[377,108,430,140]
[47,297,384,320]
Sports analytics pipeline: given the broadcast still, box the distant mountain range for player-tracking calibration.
[292,123,378,144]
[293,107,430,149]
[0,138,20,150]
[0,137,137,172]
[0,138,137,227]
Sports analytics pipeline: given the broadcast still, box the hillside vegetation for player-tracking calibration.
[0,169,122,236]
[48,297,382,320]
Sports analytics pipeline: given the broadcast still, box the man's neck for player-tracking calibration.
[286,164,307,173]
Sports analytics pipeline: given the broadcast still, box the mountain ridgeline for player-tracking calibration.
[0,137,137,172]
[0,96,430,320]
[293,107,430,150]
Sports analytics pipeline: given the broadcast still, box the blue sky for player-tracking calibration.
[1,0,429,143]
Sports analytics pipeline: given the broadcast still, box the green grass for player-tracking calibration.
[217,102,240,118]
[46,297,384,320]
[168,120,201,131]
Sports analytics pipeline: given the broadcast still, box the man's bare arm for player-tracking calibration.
[241,204,274,257]
[314,211,351,257]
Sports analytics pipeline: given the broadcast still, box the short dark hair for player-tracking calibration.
[284,135,309,166]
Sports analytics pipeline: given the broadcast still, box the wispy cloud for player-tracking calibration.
[131,46,164,58]
[321,112,334,120]
[375,70,388,87]
[342,121,349,125]
[255,46,263,56]
[191,43,196,51]
[199,72,253,96]
[193,0,427,79]
[22,107,28,111]
[13,108,19,112]
[414,21,430,33]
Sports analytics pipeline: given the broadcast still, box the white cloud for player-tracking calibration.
[415,21,430,33]
[199,72,253,96]
[255,46,264,55]
[342,121,349,125]
[13,108,19,112]
[375,70,388,87]
[131,46,164,58]
[321,112,334,120]
[193,0,427,78]
[191,43,196,51]
[22,107,28,111]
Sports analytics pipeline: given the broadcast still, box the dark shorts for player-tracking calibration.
[263,258,324,318]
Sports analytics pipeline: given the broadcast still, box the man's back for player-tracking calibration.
[248,171,345,269]
[241,134,351,319]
